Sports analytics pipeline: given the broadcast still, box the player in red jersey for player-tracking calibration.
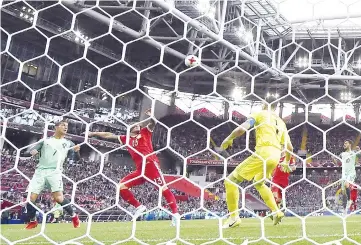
[271,155,296,208]
[88,109,179,226]
[350,184,358,212]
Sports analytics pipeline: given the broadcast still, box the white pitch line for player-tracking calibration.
[14,233,361,244]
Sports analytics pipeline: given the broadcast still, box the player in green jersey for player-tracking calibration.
[25,120,81,229]
[338,140,361,216]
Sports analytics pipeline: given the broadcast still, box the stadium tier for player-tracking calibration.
[1,0,361,245]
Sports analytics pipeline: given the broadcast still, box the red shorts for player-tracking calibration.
[120,162,165,188]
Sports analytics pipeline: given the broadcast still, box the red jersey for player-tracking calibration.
[272,156,295,187]
[119,127,159,169]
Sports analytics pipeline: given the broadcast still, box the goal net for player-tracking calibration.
[1,0,361,244]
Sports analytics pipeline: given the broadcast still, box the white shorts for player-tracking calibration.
[28,169,63,194]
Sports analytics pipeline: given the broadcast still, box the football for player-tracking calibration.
[184,55,200,67]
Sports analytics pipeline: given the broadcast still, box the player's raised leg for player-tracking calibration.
[271,185,283,209]
[52,191,80,228]
[48,171,80,228]
[145,162,179,226]
[119,171,147,217]
[253,154,284,225]
[254,168,284,225]
[342,181,352,216]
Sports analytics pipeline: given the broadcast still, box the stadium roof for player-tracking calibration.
[1,0,361,105]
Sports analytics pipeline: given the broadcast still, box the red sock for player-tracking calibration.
[120,189,141,208]
[162,189,178,214]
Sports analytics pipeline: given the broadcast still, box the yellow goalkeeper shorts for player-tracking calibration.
[231,146,281,182]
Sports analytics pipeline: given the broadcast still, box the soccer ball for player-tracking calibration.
[185,55,200,67]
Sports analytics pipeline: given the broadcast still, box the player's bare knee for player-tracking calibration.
[52,192,64,203]
[119,183,128,190]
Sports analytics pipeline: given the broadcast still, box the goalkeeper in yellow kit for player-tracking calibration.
[220,96,293,228]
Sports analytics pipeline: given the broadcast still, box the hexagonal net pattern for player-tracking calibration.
[1,0,361,244]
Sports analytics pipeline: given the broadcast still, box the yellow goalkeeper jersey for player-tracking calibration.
[249,110,290,151]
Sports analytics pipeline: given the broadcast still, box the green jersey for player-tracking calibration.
[340,151,358,179]
[32,137,75,171]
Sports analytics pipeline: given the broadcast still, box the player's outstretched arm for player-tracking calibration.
[332,154,341,165]
[67,142,81,161]
[144,108,156,131]
[281,129,293,162]
[284,138,294,163]
[221,118,255,150]
[87,131,121,142]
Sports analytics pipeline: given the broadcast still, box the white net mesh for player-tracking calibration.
[1,0,361,244]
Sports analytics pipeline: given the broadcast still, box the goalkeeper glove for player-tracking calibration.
[280,161,292,173]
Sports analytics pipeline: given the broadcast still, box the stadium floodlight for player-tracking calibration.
[74,30,88,44]
[18,6,35,22]
[232,87,247,101]
[266,92,280,98]
[236,27,253,43]
[297,57,308,68]
[340,92,353,101]
[244,31,253,42]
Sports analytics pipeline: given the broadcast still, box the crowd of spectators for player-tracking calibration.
[1,104,126,137]
[1,98,361,221]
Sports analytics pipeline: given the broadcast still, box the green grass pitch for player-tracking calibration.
[1,216,361,245]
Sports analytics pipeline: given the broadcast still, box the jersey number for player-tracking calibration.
[154,177,163,185]
[53,150,57,156]
[132,139,139,147]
